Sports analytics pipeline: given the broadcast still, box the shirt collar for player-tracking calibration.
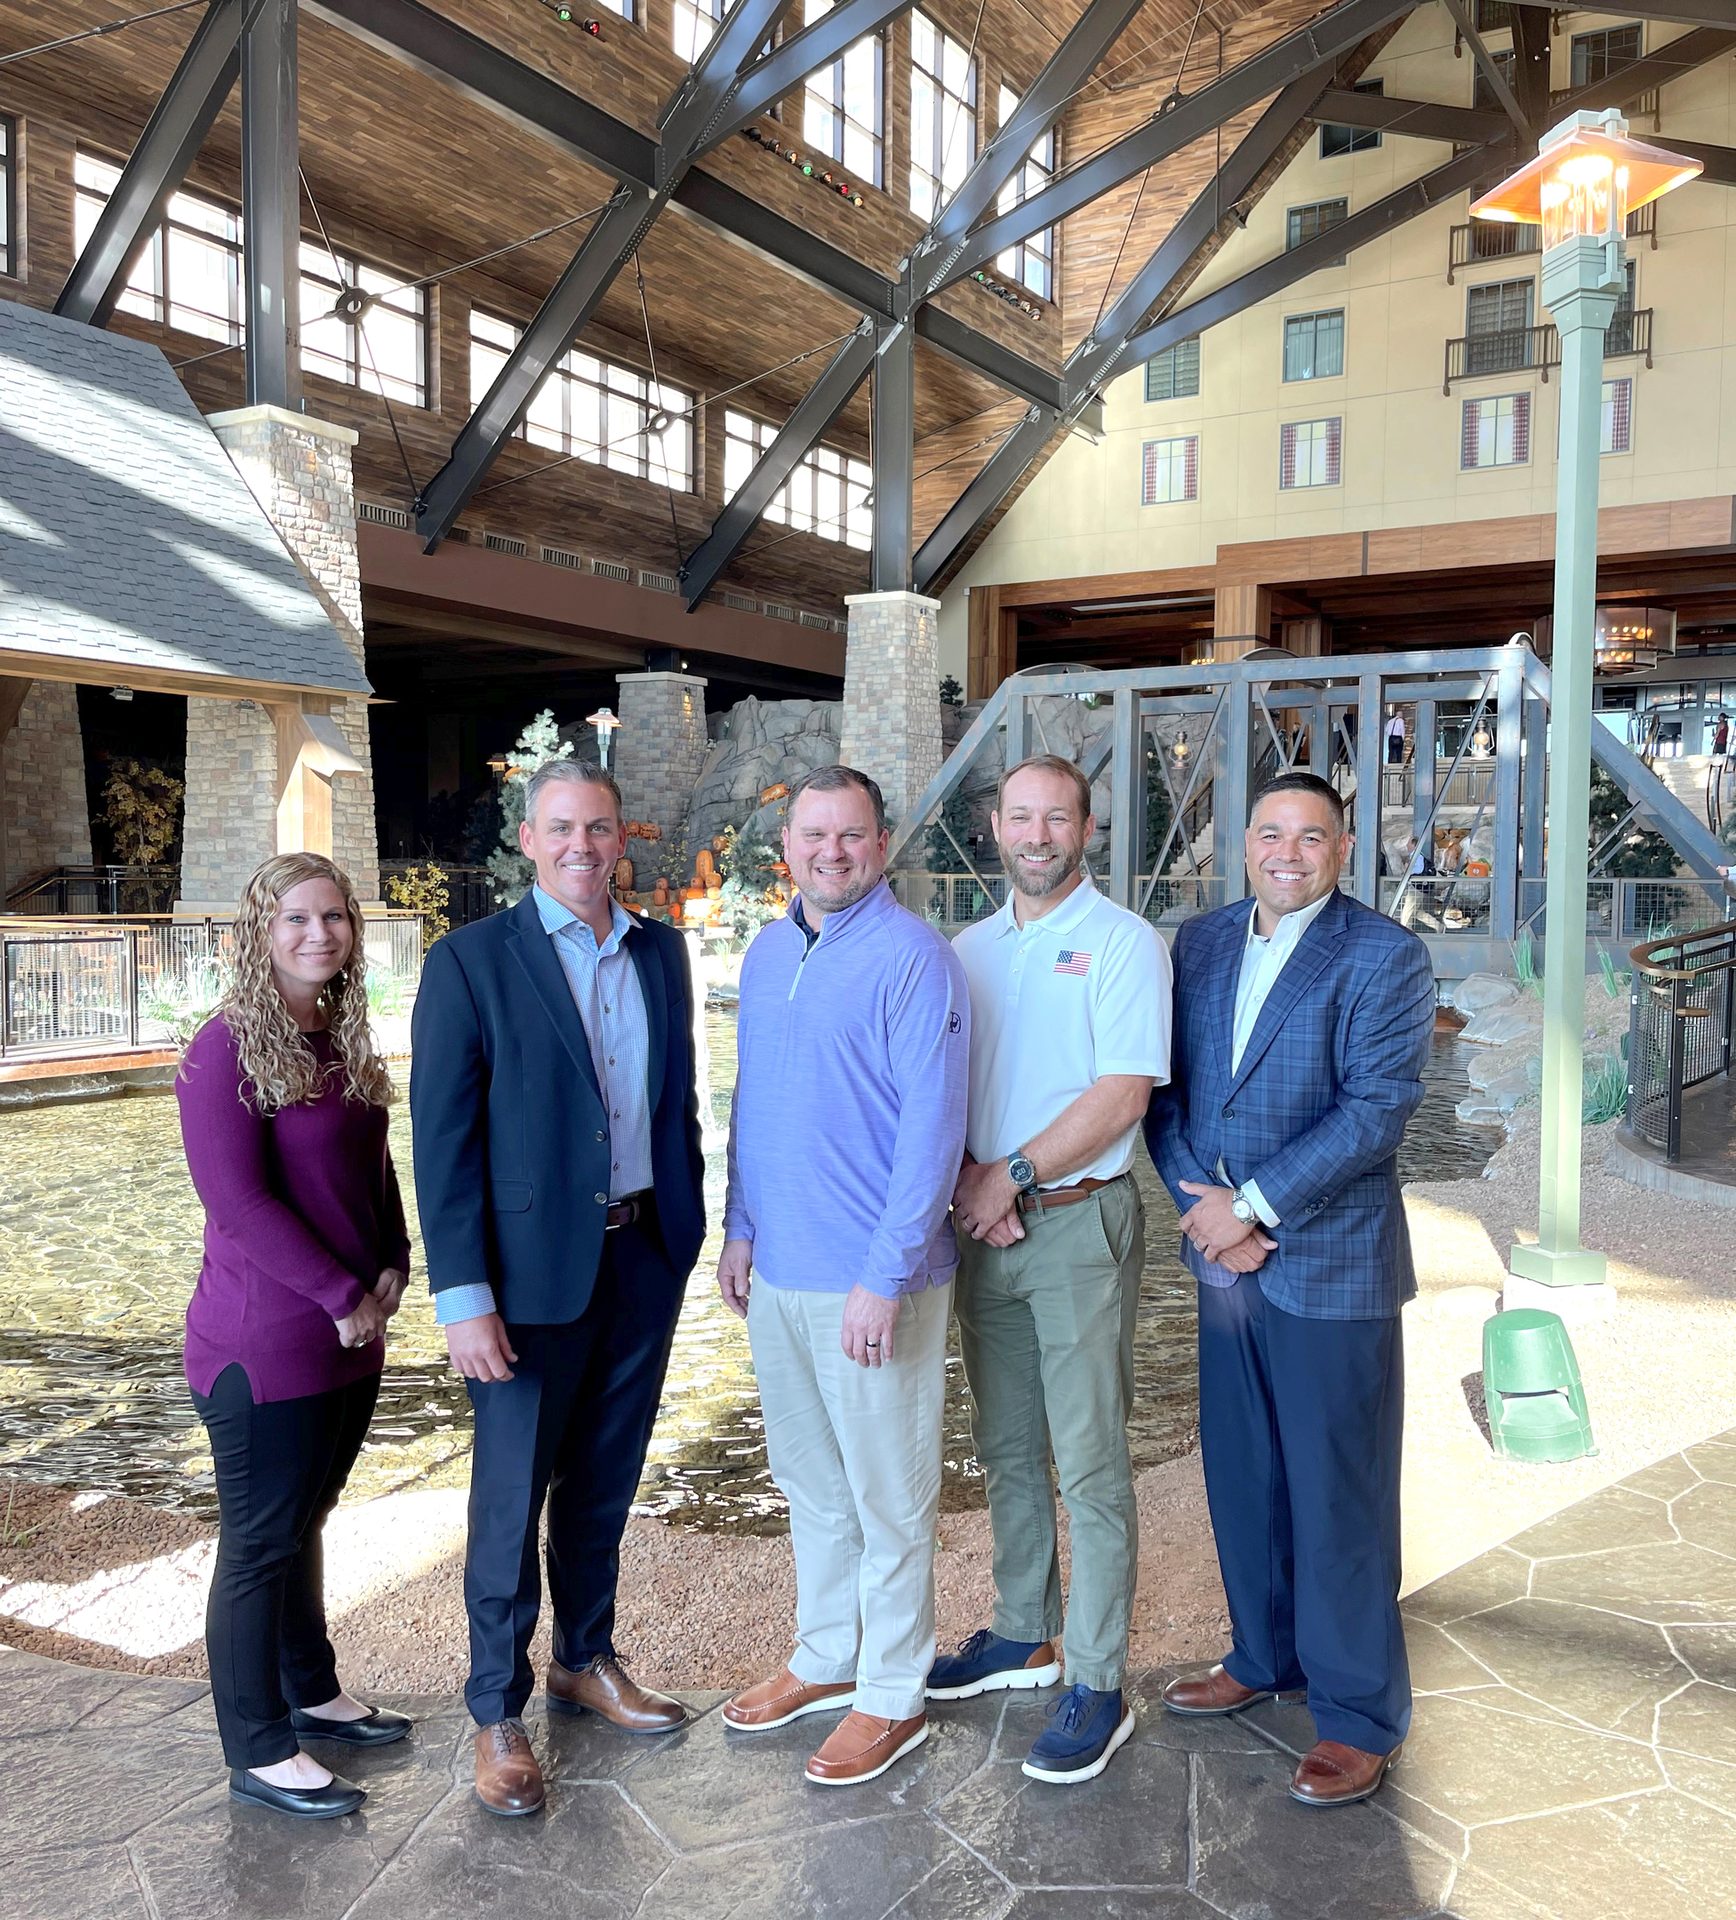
[992,869,1100,940]
[789,875,890,942]
[532,882,634,957]
[1243,886,1335,956]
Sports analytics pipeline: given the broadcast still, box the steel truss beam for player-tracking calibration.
[54,0,247,326]
[934,0,1422,292]
[1509,2,1552,133]
[1551,24,1736,123]
[1439,0,1530,140]
[242,0,301,409]
[711,0,913,145]
[679,324,878,610]
[1510,0,1736,26]
[1312,88,1507,142]
[871,320,916,591]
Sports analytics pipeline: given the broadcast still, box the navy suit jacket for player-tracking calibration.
[409,892,706,1325]
[1144,889,1435,1321]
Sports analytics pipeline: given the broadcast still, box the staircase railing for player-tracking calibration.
[1627,919,1736,1163]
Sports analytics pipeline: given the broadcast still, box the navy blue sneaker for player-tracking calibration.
[1021,1684,1136,1784]
[927,1629,1061,1701]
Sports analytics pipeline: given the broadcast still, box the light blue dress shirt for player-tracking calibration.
[435,885,654,1327]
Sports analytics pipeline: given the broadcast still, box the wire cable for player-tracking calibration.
[633,253,687,577]
[0,0,205,70]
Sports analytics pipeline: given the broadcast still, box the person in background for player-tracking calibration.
[1383,708,1407,766]
[177,853,413,1822]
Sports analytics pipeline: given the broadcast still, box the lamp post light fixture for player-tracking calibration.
[1471,110,1700,1310]
[585,704,622,770]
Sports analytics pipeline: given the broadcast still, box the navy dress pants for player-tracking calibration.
[1196,1275,1410,1756]
[462,1217,684,1726]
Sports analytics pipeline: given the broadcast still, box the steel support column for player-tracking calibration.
[1492,645,1525,940]
[1522,689,1547,893]
[1107,687,1143,909]
[55,0,246,327]
[241,0,301,410]
[870,320,916,593]
[1215,679,1253,903]
[1355,675,1383,905]
[1413,698,1437,852]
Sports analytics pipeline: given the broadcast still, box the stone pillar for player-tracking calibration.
[613,671,710,847]
[0,678,92,897]
[180,405,378,907]
[840,590,943,829]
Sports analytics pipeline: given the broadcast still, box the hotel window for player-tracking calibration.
[1602,377,1633,455]
[723,410,871,549]
[0,117,14,278]
[1473,0,1512,28]
[1464,276,1534,375]
[75,153,241,342]
[1283,310,1344,382]
[993,86,1055,300]
[1461,392,1530,469]
[1141,436,1198,506]
[1279,417,1341,490]
[470,311,694,489]
[673,0,724,62]
[1472,48,1516,113]
[802,0,883,186]
[300,244,427,406]
[1320,78,1382,159]
[593,0,634,15]
[1571,23,1642,89]
[1286,197,1348,267]
[909,10,975,220]
[1144,337,1199,403]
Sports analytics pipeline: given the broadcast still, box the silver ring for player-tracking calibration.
[865,1341,881,1348]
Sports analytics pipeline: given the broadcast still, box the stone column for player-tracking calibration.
[179,405,378,908]
[613,671,710,848]
[0,678,92,897]
[840,590,943,829]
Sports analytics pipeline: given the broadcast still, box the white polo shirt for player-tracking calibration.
[953,874,1172,1187]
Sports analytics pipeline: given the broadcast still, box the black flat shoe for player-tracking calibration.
[290,1705,413,1747]
[228,1767,367,1820]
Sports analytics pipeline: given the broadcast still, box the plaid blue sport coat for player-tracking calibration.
[1143,888,1436,1321]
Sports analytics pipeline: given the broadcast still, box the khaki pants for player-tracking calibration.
[954,1177,1143,1692]
[747,1279,948,1721]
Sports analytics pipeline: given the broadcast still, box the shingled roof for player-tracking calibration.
[0,300,372,699]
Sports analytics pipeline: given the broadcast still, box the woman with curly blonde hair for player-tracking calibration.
[177,852,414,1820]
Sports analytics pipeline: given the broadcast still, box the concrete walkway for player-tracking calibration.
[4,1428,1734,1920]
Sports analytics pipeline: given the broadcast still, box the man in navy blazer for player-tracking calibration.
[1145,771,1434,1808]
[411,759,704,1817]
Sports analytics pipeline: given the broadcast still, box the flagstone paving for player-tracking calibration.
[4,1428,1734,1919]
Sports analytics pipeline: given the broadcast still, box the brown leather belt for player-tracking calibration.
[1015,1173,1126,1217]
[605,1192,652,1230]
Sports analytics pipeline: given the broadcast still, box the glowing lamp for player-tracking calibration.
[585,704,623,770]
[1470,109,1700,252]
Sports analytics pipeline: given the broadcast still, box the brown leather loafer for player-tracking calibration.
[546,1655,687,1733]
[1289,1739,1399,1807]
[473,1719,545,1816]
[722,1667,856,1732]
[805,1711,928,1786]
[1160,1664,1273,1716]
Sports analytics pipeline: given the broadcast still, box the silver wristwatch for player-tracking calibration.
[1229,1185,1258,1226]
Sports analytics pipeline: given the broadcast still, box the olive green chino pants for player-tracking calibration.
[953,1176,1144,1694]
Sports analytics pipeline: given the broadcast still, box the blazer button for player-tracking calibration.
[595,1130,607,1143]
[594,1192,608,1205]
[1223,1106,1235,1118]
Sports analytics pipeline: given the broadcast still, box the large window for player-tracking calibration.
[471,311,693,489]
[1602,377,1633,456]
[673,0,724,62]
[723,410,871,549]
[300,243,426,406]
[993,85,1055,300]
[1283,310,1344,382]
[0,116,14,279]
[801,0,882,186]
[1321,78,1382,159]
[1286,197,1348,265]
[1472,48,1516,113]
[1464,276,1534,375]
[1461,392,1530,469]
[1279,417,1341,490]
[1144,337,1200,403]
[1571,23,1642,89]
[909,10,975,220]
[1141,436,1198,506]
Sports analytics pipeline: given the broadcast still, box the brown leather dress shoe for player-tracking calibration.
[546,1655,687,1733]
[1160,1664,1273,1716]
[473,1719,545,1816]
[722,1667,856,1732]
[805,1710,928,1786]
[1289,1739,1399,1807]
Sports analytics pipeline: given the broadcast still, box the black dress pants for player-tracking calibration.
[191,1362,379,1768]
[462,1218,684,1726]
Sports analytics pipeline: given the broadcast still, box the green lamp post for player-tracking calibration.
[1470,112,1700,1314]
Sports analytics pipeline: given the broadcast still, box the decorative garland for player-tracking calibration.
[742,125,865,208]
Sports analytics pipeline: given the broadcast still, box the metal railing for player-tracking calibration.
[1380,758,1499,811]
[379,860,497,927]
[1444,324,1559,391]
[4,865,179,916]
[888,872,1009,927]
[1518,877,1726,942]
[1447,221,1541,283]
[0,913,425,1060]
[1600,306,1653,365]
[1627,920,1736,1163]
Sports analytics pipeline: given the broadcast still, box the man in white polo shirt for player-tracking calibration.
[932,753,1171,1785]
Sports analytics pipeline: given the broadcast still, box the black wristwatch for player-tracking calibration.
[1007,1151,1038,1193]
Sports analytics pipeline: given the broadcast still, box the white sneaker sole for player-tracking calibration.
[806,1720,929,1787]
[722,1690,854,1733]
[1020,1706,1137,1785]
[926,1659,1062,1702]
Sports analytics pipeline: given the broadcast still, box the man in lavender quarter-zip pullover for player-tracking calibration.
[716,764,970,1790]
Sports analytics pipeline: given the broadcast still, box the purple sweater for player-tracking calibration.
[177,1016,411,1403]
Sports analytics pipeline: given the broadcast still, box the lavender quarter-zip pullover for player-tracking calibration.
[723,878,970,1298]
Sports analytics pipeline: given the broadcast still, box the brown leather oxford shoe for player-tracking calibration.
[805,1710,929,1786]
[1160,1664,1273,1716]
[546,1655,687,1733]
[473,1719,545,1816]
[1288,1739,1398,1807]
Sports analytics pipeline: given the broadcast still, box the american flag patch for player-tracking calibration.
[1054,950,1092,976]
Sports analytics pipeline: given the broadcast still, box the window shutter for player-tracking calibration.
[1609,378,1632,453]
[1183,436,1198,500]
[1325,417,1342,486]
[1462,399,1482,469]
[1141,441,1157,506]
[1280,422,1297,489]
[1512,394,1530,465]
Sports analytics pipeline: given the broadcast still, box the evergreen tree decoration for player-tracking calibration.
[1144,737,1174,878]
[1588,767,1675,878]
[487,710,573,905]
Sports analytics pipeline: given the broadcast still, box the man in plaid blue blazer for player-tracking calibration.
[1145,772,1435,1809]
